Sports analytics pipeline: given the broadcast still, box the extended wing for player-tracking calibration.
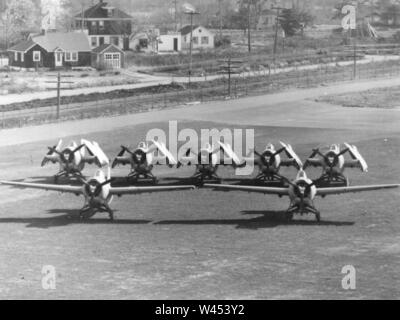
[152,140,178,165]
[203,183,289,196]
[1,181,83,195]
[316,184,399,196]
[110,185,195,196]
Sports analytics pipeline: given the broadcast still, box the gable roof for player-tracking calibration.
[8,39,38,52]
[75,1,132,19]
[92,43,124,54]
[180,25,200,36]
[31,32,91,52]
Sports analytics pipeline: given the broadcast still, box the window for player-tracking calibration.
[65,52,78,62]
[99,37,105,45]
[201,36,209,45]
[112,53,120,59]
[91,21,96,27]
[91,37,97,47]
[139,38,148,48]
[33,51,41,62]
[192,36,198,44]
[105,53,113,60]
[99,20,104,28]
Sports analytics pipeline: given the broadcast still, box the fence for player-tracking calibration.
[1,58,400,129]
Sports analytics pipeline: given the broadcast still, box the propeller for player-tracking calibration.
[78,176,114,198]
[177,148,192,168]
[46,144,85,165]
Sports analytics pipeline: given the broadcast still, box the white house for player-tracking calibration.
[157,33,181,53]
[180,25,214,50]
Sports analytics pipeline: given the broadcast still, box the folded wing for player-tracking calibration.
[152,140,178,165]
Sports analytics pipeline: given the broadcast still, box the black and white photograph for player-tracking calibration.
[0,0,399,303]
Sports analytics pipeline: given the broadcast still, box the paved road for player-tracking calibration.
[1,55,398,106]
[1,76,400,147]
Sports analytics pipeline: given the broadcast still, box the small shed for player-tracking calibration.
[91,43,125,69]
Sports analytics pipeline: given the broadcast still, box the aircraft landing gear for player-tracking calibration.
[285,212,294,222]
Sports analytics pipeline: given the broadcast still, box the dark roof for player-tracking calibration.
[8,39,37,52]
[180,25,200,35]
[31,32,91,52]
[75,1,132,19]
[92,43,124,54]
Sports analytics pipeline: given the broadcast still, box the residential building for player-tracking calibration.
[8,32,91,69]
[91,43,125,69]
[74,0,133,51]
[180,25,214,50]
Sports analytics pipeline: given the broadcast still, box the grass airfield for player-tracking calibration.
[0,95,399,299]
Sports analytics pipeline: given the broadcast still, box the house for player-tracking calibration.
[0,50,9,68]
[157,34,181,53]
[180,25,214,50]
[91,43,125,69]
[8,32,91,70]
[74,0,133,51]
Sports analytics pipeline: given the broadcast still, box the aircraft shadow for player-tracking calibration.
[0,209,152,229]
[155,210,355,230]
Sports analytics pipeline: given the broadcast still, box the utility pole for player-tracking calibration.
[247,0,251,52]
[183,5,200,86]
[353,30,357,79]
[81,4,85,31]
[173,0,178,32]
[218,0,223,38]
[272,6,285,61]
[218,58,243,96]
[45,72,74,120]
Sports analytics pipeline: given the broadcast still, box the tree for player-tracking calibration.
[278,8,314,37]
[1,0,39,48]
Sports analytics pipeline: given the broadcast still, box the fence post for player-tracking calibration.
[164,92,167,108]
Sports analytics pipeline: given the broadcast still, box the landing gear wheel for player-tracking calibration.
[285,212,293,222]
[315,212,321,222]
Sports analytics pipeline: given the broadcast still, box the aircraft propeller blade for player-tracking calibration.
[72,144,85,154]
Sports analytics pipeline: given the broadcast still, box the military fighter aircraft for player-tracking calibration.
[303,143,368,187]
[1,167,195,221]
[225,141,302,184]
[204,170,398,222]
[41,139,109,183]
[177,142,243,183]
[112,140,177,183]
